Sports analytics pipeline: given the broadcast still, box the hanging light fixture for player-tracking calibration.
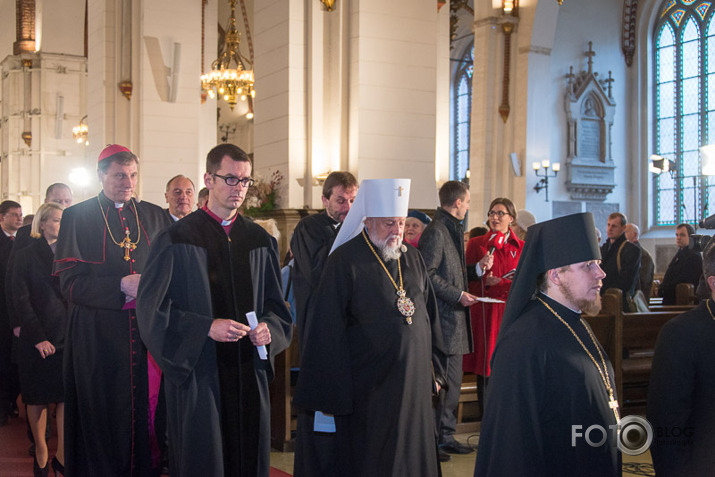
[201,0,255,110]
[72,115,88,145]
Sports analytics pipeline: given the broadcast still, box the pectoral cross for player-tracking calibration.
[609,395,621,423]
[120,229,137,261]
[396,186,404,197]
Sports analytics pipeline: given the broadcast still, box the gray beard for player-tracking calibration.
[370,232,402,262]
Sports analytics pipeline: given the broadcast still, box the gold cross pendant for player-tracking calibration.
[120,230,136,261]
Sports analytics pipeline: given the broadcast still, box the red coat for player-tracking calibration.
[462,228,524,376]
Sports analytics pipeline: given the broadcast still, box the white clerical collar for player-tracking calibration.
[115,202,124,209]
[3,230,14,238]
[170,212,180,222]
[540,291,582,314]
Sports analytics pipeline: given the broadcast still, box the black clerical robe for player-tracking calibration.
[294,234,446,477]
[647,302,715,477]
[290,211,341,477]
[474,294,620,477]
[290,210,339,345]
[53,193,170,477]
[135,209,292,477]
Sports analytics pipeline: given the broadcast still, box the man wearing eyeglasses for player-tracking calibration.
[136,143,292,477]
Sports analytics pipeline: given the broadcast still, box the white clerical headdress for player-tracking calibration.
[329,178,411,254]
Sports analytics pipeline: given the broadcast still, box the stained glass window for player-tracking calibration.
[452,43,474,181]
[654,0,715,225]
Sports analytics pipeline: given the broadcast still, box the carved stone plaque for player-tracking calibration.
[564,42,616,201]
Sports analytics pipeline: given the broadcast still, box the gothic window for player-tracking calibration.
[654,0,715,225]
[452,42,473,181]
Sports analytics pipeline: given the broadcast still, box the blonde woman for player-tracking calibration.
[13,203,66,476]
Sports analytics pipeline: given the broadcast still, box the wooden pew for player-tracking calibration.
[456,373,480,433]
[594,289,683,416]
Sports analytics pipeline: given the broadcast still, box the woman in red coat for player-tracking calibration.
[463,198,524,409]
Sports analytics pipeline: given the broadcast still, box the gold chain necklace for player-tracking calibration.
[706,299,715,321]
[537,296,621,424]
[97,195,141,261]
[362,229,415,324]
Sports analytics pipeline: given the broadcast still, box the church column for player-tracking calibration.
[468,0,558,224]
[348,0,441,209]
[254,0,444,210]
[86,0,211,205]
[253,0,308,208]
[469,4,501,220]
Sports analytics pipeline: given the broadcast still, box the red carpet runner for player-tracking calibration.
[0,399,293,476]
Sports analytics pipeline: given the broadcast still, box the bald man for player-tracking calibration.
[625,223,654,299]
[164,175,195,221]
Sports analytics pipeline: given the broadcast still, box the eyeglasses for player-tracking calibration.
[212,173,255,188]
[487,210,510,218]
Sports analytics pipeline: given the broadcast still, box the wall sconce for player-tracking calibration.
[498,0,519,122]
[533,160,560,201]
[219,123,237,143]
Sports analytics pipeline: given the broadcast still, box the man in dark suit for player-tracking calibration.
[0,200,23,426]
[418,180,479,458]
[658,223,702,305]
[164,175,195,221]
[600,212,641,309]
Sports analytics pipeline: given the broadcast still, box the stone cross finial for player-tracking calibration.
[604,71,615,98]
[585,41,596,74]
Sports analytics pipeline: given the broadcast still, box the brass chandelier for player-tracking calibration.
[201,0,255,110]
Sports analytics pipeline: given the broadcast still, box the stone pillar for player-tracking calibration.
[14,0,35,55]
[254,0,444,210]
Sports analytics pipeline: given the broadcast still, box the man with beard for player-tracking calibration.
[291,171,357,477]
[164,174,195,221]
[294,179,446,477]
[53,145,171,476]
[474,213,621,477]
[136,143,292,477]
